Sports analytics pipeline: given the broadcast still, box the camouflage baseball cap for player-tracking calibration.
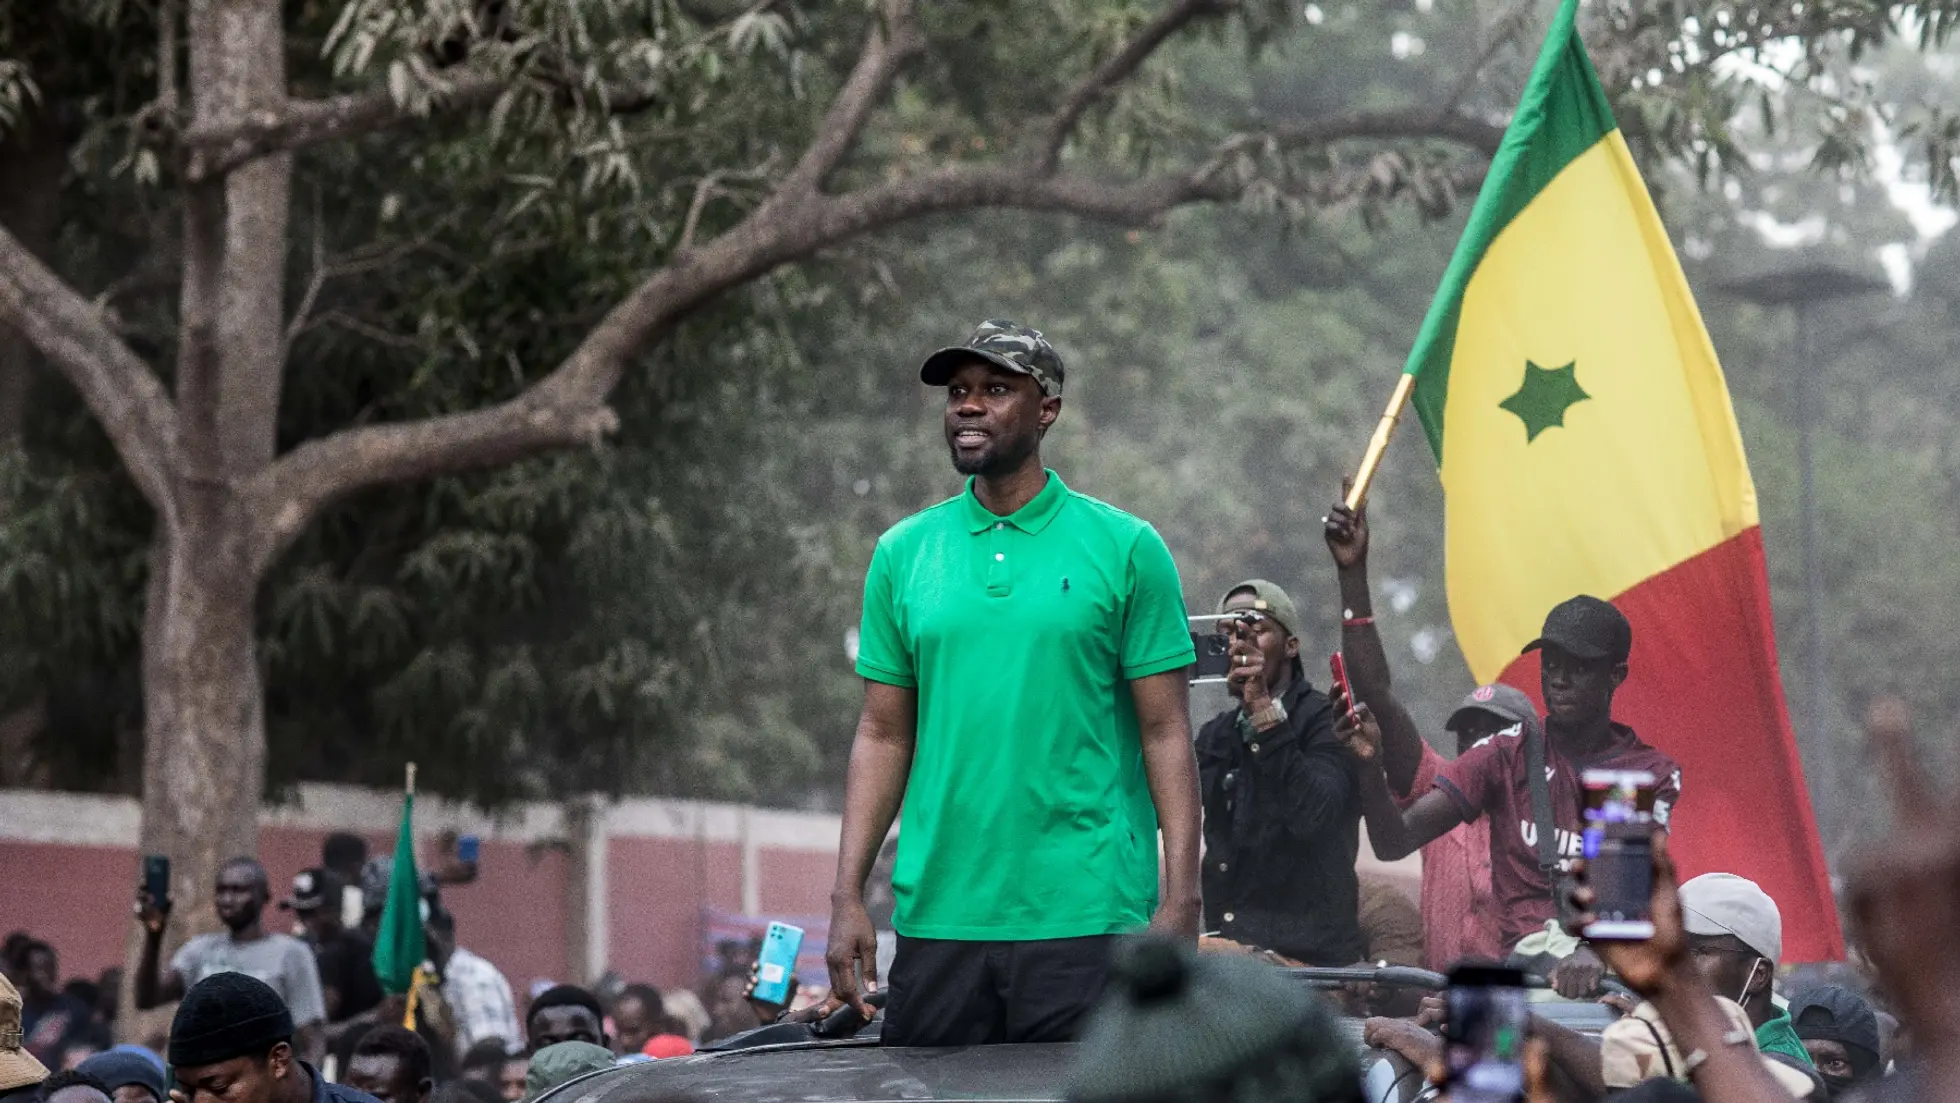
[918,319,1065,397]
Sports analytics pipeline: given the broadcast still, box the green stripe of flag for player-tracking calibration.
[1404,0,1619,458]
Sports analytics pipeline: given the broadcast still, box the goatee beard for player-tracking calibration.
[949,431,1037,477]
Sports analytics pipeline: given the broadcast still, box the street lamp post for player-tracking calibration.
[1719,263,1890,835]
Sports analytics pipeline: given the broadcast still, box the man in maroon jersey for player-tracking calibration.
[1333,593,1680,989]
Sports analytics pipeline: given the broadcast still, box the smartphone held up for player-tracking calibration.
[1580,769,1659,941]
[1444,964,1530,1103]
[1187,613,1257,685]
[750,921,805,1008]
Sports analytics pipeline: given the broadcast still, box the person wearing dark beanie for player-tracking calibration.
[168,975,381,1103]
[75,1049,166,1103]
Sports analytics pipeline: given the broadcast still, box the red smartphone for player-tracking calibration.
[1329,652,1351,710]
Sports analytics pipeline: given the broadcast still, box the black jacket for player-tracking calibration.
[1197,676,1364,966]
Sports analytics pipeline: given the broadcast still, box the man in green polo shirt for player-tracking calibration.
[825,320,1202,1048]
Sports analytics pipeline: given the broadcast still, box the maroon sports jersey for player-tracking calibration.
[1435,722,1681,950]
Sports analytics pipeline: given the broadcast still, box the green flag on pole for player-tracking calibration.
[372,764,426,995]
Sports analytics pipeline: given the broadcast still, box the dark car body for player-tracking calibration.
[539,971,1617,1103]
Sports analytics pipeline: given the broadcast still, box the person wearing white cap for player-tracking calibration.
[1679,871,1816,1070]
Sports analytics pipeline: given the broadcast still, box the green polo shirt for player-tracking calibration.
[856,470,1195,940]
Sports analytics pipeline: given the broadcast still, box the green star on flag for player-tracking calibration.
[1499,359,1590,442]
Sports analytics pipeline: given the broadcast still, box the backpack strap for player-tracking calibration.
[1524,722,1559,887]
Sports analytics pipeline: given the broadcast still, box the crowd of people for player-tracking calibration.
[0,828,798,1103]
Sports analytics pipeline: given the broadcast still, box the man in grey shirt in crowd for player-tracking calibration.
[135,857,326,1057]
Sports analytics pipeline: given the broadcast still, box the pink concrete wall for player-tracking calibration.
[2,831,574,993]
[604,837,745,990]
[0,843,134,980]
[758,848,833,915]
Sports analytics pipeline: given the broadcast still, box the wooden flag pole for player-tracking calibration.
[1345,373,1418,512]
[405,762,417,797]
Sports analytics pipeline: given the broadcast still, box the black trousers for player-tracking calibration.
[880,934,1115,1047]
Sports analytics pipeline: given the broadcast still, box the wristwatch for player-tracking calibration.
[1245,699,1288,731]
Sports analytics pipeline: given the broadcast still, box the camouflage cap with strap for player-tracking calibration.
[918,319,1066,397]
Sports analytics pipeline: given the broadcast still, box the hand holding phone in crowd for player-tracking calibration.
[1578,770,1658,941]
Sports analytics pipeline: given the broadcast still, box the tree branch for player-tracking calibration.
[1036,0,1238,174]
[1271,108,1508,159]
[777,0,924,198]
[244,377,619,573]
[182,68,511,181]
[243,93,1506,569]
[0,222,179,509]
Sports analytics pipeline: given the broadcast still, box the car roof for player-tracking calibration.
[542,1042,1080,1103]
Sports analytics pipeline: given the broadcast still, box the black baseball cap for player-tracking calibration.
[280,867,340,913]
[1522,595,1632,663]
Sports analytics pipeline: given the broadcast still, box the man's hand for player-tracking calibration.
[742,964,799,1025]
[134,889,170,936]
[1335,701,1382,763]
[1364,1016,1441,1071]
[1414,992,1446,1029]
[1549,944,1606,999]
[1564,829,1688,999]
[1324,477,1370,571]
[824,894,879,1018]
[1224,620,1270,712]
[1148,895,1202,941]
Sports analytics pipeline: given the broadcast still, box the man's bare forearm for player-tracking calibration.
[1141,728,1202,914]
[1134,671,1201,928]
[1338,562,1424,796]
[134,932,167,1010]
[831,694,915,904]
[1649,972,1800,1102]
[1355,758,1420,861]
[1529,1013,1605,1098]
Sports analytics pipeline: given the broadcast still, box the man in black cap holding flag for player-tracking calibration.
[168,973,380,1103]
[1330,578,1681,981]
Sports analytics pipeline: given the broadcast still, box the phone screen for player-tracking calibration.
[1444,965,1528,1103]
[1581,769,1657,940]
[457,834,480,864]
[142,854,171,904]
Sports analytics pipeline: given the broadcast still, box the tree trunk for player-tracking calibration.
[125,0,291,966]
[134,491,266,958]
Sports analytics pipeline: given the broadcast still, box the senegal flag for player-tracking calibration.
[1404,0,1841,959]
